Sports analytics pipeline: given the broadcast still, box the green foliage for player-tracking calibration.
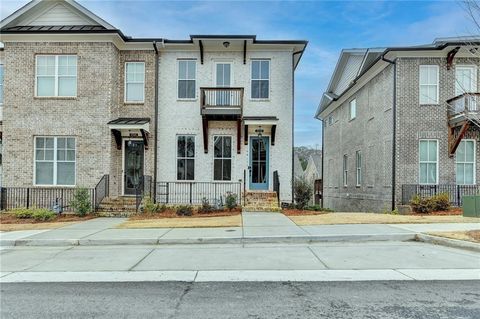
[12,208,34,219]
[410,193,451,214]
[305,205,334,212]
[225,193,238,210]
[198,198,216,214]
[383,208,399,215]
[70,187,92,216]
[294,176,313,210]
[176,205,193,216]
[143,197,167,214]
[32,209,56,221]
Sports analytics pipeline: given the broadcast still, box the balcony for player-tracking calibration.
[200,87,243,119]
[447,93,480,127]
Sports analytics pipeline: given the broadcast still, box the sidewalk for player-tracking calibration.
[1,213,479,247]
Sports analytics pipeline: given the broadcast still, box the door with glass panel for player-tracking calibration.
[124,140,144,195]
[249,136,269,190]
[215,63,232,106]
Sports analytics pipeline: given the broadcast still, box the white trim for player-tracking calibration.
[455,64,478,96]
[418,139,439,185]
[176,134,196,181]
[107,123,150,133]
[343,154,348,187]
[35,55,77,98]
[349,98,357,120]
[355,150,362,187]
[124,61,145,103]
[243,119,278,126]
[455,139,476,185]
[212,135,233,181]
[121,137,145,196]
[177,59,197,100]
[250,59,270,100]
[419,65,439,105]
[33,136,76,187]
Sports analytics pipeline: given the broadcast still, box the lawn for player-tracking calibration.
[288,212,480,226]
[117,215,242,228]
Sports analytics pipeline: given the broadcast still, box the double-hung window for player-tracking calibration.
[0,64,4,105]
[35,137,76,186]
[251,60,270,99]
[36,55,77,97]
[213,136,232,181]
[178,60,196,99]
[356,151,362,186]
[125,62,145,102]
[349,99,356,120]
[456,140,476,185]
[419,139,438,184]
[419,65,439,104]
[343,155,348,187]
[177,135,195,180]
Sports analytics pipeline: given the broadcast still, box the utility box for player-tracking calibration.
[463,196,480,217]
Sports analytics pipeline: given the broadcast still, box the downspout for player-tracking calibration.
[292,50,303,204]
[321,118,325,208]
[381,54,397,211]
[152,41,159,202]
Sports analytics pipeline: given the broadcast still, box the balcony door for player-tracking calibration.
[456,66,478,111]
[215,62,232,106]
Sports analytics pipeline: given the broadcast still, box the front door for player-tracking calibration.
[215,62,232,105]
[124,140,144,195]
[249,136,269,190]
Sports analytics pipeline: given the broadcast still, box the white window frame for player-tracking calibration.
[251,59,270,100]
[419,139,439,185]
[419,65,439,105]
[35,55,77,98]
[349,98,356,120]
[0,63,4,105]
[356,151,362,187]
[177,59,197,100]
[34,136,76,186]
[124,62,145,103]
[176,135,195,181]
[213,135,233,181]
[456,139,476,185]
[455,65,478,96]
[343,154,348,187]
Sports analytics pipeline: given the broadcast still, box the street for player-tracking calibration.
[1,281,479,319]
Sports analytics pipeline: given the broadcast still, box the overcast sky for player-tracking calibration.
[1,0,478,148]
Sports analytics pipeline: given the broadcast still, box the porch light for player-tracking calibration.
[255,127,264,137]
[223,41,230,48]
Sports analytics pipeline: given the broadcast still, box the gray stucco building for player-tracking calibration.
[316,38,480,212]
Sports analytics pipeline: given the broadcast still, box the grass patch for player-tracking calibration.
[428,230,480,243]
[117,215,242,229]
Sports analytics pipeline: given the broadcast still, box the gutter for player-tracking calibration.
[152,41,159,202]
[381,54,397,212]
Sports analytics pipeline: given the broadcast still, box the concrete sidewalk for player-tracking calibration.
[1,213,479,247]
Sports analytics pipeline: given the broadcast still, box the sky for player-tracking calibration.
[1,0,479,148]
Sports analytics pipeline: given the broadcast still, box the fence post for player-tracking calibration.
[166,182,169,204]
[26,188,30,209]
[189,182,193,204]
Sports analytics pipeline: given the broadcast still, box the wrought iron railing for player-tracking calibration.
[200,87,244,109]
[401,184,480,207]
[273,170,280,206]
[155,181,241,206]
[94,175,109,210]
[135,175,153,212]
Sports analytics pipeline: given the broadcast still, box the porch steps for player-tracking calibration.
[96,197,138,216]
[243,191,281,212]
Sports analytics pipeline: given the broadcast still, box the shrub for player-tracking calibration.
[305,205,334,212]
[225,193,238,210]
[32,209,56,221]
[410,193,450,214]
[176,205,193,216]
[12,208,34,219]
[70,187,92,216]
[432,193,450,211]
[198,198,216,214]
[294,176,313,210]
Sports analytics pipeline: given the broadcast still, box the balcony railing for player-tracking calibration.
[447,92,480,120]
[200,87,243,117]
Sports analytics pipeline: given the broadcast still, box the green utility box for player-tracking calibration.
[463,196,480,217]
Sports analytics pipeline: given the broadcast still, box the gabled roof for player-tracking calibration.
[293,154,304,178]
[315,36,480,119]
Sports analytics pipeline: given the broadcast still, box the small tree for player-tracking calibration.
[70,187,92,216]
[294,176,313,210]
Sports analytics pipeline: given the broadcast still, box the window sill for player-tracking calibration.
[250,99,270,102]
[34,96,77,100]
[177,98,197,102]
[33,185,76,188]
[348,118,356,122]
[419,103,439,106]
[124,102,145,105]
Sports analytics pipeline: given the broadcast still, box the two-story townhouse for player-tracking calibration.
[0,0,307,212]
[0,0,158,208]
[156,36,306,207]
[316,37,480,212]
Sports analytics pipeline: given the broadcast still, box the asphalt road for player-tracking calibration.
[1,281,479,319]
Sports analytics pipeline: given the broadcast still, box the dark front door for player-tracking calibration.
[249,136,269,190]
[124,140,144,195]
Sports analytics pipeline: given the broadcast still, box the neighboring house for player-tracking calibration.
[304,153,322,204]
[0,45,3,187]
[293,154,304,179]
[316,37,480,212]
[0,0,307,210]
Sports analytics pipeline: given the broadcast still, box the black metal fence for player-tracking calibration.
[0,187,95,212]
[273,170,280,206]
[155,181,242,205]
[401,184,480,207]
[135,175,153,212]
[94,175,109,209]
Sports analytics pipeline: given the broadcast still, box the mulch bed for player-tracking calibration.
[467,230,480,242]
[282,209,328,216]
[409,208,463,216]
[129,208,242,220]
[0,213,95,224]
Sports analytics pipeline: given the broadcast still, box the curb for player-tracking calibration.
[1,233,416,247]
[415,234,480,253]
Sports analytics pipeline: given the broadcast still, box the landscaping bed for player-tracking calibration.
[130,207,241,220]
[0,213,95,224]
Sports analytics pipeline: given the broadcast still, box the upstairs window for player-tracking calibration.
[455,65,477,96]
[178,60,196,99]
[356,151,362,186]
[125,62,145,102]
[177,135,195,180]
[343,154,348,187]
[419,139,438,184]
[36,55,77,97]
[0,64,3,104]
[349,99,356,120]
[456,140,476,185]
[251,60,270,99]
[419,65,439,104]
